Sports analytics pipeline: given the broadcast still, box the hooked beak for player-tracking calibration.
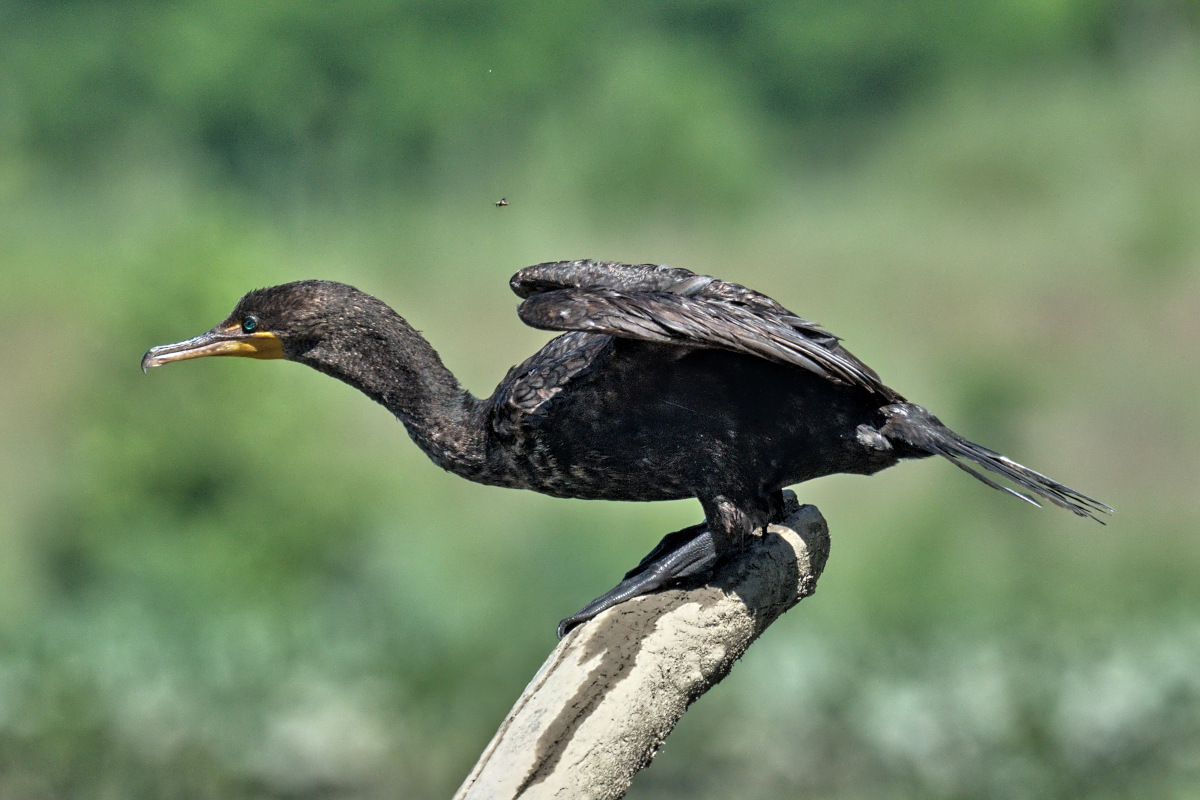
[141,328,284,373]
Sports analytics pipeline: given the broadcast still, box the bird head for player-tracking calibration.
[141,280,364,372]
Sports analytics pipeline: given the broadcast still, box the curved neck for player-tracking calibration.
[293,308,487,476]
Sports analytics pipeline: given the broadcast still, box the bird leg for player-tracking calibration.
[624,521,710,576]
[556,496,765,638]
[557,523,717,638]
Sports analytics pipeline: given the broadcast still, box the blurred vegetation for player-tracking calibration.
[1,1,1198,798]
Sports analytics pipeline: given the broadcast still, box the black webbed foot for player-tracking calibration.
[621,522,708,579]
[557,523,717,638]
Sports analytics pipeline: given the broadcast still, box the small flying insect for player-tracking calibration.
[495,197,509,207]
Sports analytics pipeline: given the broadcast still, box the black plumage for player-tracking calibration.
[142,260,1110,634]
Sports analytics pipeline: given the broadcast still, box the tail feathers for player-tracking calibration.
[880,403,1113,523]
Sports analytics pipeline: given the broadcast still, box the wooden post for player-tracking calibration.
[454,492,830,800]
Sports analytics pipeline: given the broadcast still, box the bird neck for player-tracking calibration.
[294,310,487,476]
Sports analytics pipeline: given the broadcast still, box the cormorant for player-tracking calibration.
[142,260,1110,635]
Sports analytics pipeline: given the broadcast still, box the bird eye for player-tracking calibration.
[241,316,258,333]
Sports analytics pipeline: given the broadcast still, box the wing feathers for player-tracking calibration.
[516,275,894,397]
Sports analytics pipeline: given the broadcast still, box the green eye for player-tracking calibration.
[241,316,258,333]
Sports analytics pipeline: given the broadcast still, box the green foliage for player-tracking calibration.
[1,3,1198,798]
[0,1,1157,202]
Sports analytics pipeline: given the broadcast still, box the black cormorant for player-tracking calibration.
[142,260,1110,635]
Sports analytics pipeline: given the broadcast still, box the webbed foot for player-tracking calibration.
[557,523,717,638]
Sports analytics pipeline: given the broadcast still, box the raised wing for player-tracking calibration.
[511,260,897,398]
[492,331,613,424]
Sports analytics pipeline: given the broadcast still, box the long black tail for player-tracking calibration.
[879,403,1112,523]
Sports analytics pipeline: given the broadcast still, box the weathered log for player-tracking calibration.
[455,492,830,800]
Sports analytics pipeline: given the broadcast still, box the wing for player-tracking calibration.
[511,260,897,398]
[490,330,615,435]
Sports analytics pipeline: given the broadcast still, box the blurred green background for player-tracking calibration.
[1,2,1198,797]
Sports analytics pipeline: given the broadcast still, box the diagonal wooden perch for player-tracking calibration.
[454,492,830,800]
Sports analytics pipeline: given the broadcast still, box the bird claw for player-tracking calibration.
[557,525,718,638]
